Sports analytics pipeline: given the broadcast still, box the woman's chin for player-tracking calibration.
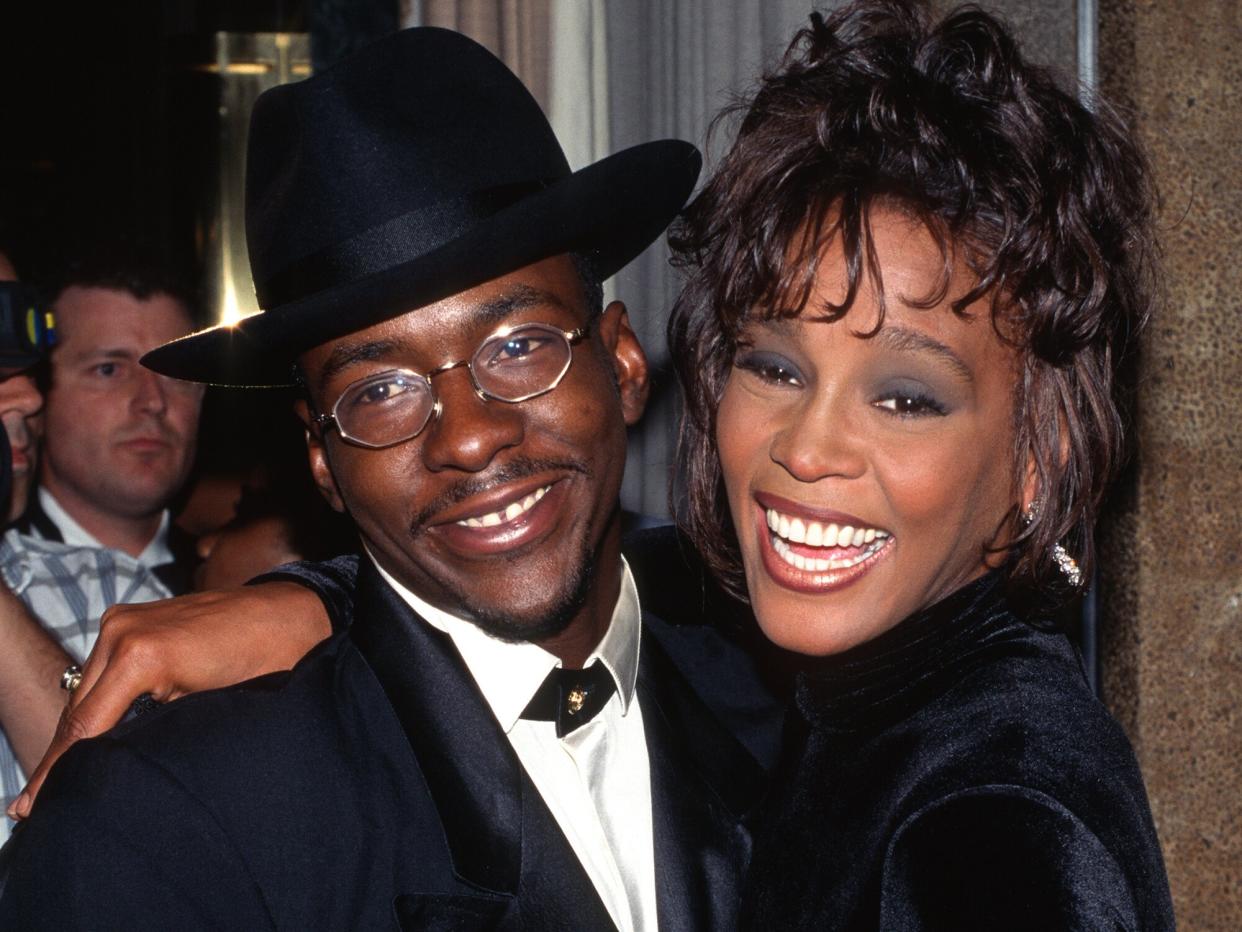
[743,522,903,656]
[748,580,896,657]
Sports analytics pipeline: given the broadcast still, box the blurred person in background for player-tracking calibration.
[19,247,205,594]
[194,454,357,591]
[0,248,38,523]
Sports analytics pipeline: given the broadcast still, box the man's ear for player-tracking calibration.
[596,301,649,426]
[294,398,346,513]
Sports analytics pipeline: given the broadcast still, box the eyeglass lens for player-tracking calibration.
[333,323,576,447]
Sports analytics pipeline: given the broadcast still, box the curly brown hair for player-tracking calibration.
[668,0,1157,602]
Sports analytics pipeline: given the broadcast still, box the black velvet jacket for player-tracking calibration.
[739,573,1175,931]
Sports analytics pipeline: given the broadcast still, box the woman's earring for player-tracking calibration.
[1023,500,1084,588]
[1051,542,1083,588]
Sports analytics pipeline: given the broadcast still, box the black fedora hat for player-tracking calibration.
[143,26,701,387]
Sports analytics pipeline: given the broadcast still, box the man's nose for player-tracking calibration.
[196,528,221,561]
[418,369,524,473]
[0,373,43,419]
[132,368,170,414]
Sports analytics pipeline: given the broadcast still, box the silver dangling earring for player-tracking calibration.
[1023,500,1084,588]
[1051,542,1083,588]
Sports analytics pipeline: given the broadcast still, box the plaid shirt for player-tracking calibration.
[0,528,171,839]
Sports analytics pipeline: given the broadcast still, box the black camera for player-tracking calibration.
[0,282,55,371]
[0,281,56,522]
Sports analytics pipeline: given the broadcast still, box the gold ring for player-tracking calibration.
[60,664,83,694]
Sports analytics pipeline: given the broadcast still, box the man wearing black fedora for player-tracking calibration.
[0,26,778,931]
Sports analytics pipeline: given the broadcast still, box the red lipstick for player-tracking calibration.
[751,493,894,595]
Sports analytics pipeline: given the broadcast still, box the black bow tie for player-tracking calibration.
[521,661,617,737]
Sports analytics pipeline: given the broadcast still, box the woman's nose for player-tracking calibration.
[768,395,867,483]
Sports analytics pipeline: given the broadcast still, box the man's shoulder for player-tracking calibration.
[623,524,753,628]
[106,632,384,766]
[624,524,787,768]
[30,632,413,857]
[4,635,436,928]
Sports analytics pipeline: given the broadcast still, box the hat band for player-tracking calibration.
[255,180,548,310]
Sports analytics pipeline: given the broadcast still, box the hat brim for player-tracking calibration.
[143,139,700,387]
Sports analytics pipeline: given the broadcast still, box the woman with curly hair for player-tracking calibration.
[669,1,1173,928]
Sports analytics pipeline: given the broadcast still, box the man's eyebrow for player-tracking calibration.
[317,338,402,394]
[474,284,573,326]
[77,348,138,362]
[315,286,572,393]
[874,326,974,383]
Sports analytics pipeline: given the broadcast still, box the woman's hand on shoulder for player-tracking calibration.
[9,581,333,821]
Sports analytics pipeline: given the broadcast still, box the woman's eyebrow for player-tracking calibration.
[875,326,974,383]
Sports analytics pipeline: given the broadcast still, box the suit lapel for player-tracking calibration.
[348,561,616,930]
[349,560,524,895]
[640,613,769,932]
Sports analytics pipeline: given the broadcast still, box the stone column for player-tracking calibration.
[1097,1,1242,928]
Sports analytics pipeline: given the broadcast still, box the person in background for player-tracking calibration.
[0,251,40,525]
[0,252,169,842]
[194,462,356,592]
[19,247,205,594]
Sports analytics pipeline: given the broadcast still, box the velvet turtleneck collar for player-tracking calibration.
[794,571,1042,734]
[744,570,1175,932]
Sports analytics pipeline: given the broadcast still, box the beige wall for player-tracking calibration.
[1098,1,1242,927]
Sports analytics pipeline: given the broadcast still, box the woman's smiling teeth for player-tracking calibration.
[457,485,550,528]
[765,507,891,571]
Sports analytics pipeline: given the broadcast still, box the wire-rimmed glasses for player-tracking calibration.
[312,322,589,448]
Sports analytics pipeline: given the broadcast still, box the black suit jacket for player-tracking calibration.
[0,555,778,930]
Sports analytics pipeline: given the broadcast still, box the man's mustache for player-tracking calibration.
[114,418,184,446]
[410,456,591,532]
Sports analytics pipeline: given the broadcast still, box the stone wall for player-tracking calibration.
[1097,1,1242,928]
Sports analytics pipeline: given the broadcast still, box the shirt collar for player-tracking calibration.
[37,487,173,568]
[367,548,642,733]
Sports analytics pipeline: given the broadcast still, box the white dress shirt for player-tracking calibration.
[370,554,659,932]
[37,487,174,570]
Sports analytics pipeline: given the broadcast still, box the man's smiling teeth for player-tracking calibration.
[765,507,891,572]
[458,486,549,528]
